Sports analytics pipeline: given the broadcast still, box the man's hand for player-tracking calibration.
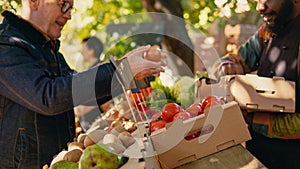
[125,45,167,80]
[212,52,248,80]
[216,61,244,78]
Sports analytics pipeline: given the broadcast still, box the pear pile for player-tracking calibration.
[46,123,136,169]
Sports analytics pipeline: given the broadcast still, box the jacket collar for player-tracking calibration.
[1,10,60,46]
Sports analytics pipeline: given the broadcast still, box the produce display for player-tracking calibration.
[151,101,251,168]
[79,144,128,169]
[49,160,78,169]
[45,74,227,169]
[127,76,225,135]
[149,95,224,133]
[148,76,195,110]
[48,143,128,169]
[44,115,136,169]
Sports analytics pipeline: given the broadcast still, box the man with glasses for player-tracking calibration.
[0,0,166,168]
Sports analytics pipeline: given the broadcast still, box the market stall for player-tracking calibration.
[44,52,296,169]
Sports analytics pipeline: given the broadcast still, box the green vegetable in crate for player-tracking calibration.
[150,76,195,109]
[49,160,78,169]
[150,77,174,101]
[149,77,177,110]
[172,76,195,109]
[79,144,128,169]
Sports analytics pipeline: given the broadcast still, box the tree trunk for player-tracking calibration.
[142,0,195,74]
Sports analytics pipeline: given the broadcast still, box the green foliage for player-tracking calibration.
[105,35,136,59]
[76,0,145,40]
[182,0,258,32]
[1,0,259,67]
[1,0,258,35]
[0,0,21,13]
[182,0,219,33]
[105,32,162,59]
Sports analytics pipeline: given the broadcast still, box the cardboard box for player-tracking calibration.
[151,101,251,168]
[123,123,163,169]
[196,74,296,113]
[119,158,145,169]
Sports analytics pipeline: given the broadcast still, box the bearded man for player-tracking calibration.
[214,0,300,168]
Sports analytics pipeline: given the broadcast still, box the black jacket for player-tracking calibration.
[0,11,117,168]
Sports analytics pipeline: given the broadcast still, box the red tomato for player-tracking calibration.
[197,105,204,115]
[186,102,204,116]
[161,103,183,122]
[173,111,192,121]
[184,124,214,140]
[201,95,222,109]
[204,100,220,109]
[184,132,201,140]
[204,99,225,109]
[150,119,167,132]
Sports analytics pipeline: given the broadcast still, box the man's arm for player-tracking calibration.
[212,25,266,78]
[0,43,116,115]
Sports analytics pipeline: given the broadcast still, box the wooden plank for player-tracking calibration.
[120,158,145,169]
[176,144,266,169]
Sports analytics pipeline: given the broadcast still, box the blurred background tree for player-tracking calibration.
[0,0,261,72]
[0,0,21,13]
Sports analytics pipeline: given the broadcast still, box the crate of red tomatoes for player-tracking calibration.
[127,75,251,168]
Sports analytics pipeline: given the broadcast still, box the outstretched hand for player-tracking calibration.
[215,61,244,78]
[212,52,248,80]
[125,45,167,80]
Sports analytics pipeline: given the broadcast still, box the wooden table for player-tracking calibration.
[121,144,266,169]
[176,144,266,169]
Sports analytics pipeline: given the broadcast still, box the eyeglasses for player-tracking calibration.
[60,1,74,14]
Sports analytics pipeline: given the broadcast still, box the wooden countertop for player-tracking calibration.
[121,144,266,169]
[176,144,266,169]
